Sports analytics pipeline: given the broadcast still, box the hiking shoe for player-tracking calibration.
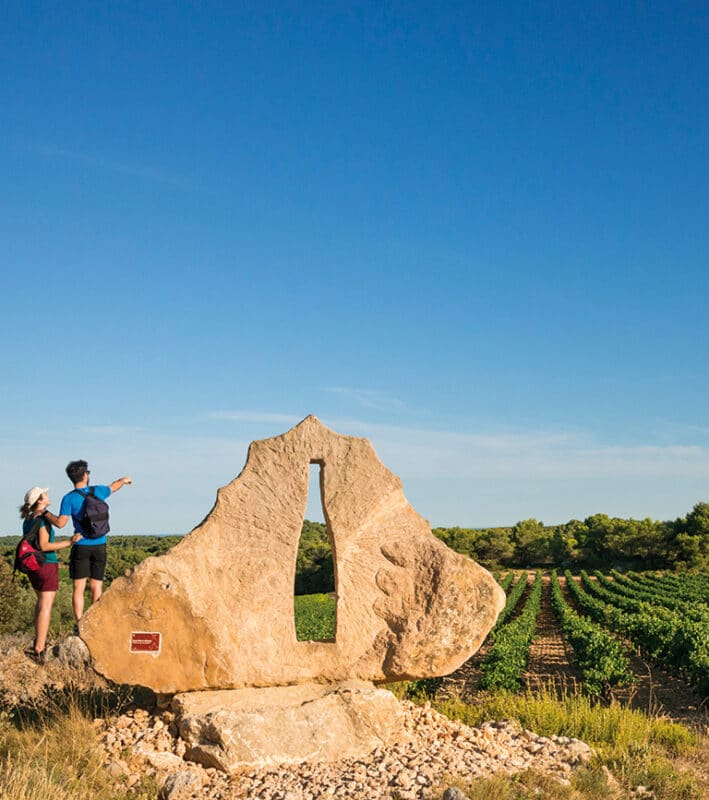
[25,648,47,665]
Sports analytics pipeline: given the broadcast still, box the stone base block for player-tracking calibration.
[172,680,404,772]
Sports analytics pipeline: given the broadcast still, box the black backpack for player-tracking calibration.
[14,518,47,575]
[74,487,110,539]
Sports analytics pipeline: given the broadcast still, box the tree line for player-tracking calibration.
[293,502,708,593]
[433,501,709,572]
[2,503,707,607]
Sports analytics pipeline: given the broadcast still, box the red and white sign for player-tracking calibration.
[130,632,161,654]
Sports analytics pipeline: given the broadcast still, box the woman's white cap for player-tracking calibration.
[24,486,48,507]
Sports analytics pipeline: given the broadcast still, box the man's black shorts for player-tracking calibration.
[69,544,107,581]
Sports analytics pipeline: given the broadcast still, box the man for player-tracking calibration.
[44,459,132,626]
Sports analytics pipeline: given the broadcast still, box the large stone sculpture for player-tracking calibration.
[81,415,505,694]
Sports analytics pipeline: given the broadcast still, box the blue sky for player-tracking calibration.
[1,2,707,534]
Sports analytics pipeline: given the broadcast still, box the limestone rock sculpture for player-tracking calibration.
[80,415,505,693]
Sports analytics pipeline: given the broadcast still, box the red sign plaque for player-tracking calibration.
[130,632,161,654]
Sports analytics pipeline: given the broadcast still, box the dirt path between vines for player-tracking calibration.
[522,574,582,695]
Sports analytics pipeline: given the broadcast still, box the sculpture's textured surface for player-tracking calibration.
[81,415,505,692]
[173,681,404,770]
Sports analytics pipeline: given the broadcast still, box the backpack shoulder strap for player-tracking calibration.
[22,517,43,541]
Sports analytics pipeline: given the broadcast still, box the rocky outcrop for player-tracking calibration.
[81,416,505,693]
[173,681,404,771]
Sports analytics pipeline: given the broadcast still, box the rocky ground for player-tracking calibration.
[0,633,595,800]
[96,698,592,799]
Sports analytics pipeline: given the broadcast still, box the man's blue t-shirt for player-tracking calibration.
[59,485,111,546]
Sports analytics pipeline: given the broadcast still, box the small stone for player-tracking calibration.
[155,693,173,710]
[107,760,127,778]
[53,636,91,669]
[146,750,185,771]
[400,769,417,789]
[159,770,203,800]
[442,788,468,800]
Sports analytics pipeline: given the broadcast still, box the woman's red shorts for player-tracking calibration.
[28,561,59,592]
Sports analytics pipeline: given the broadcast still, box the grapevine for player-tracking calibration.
[479,571,542,691]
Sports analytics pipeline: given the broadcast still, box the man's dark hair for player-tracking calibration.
[66,460,89,484]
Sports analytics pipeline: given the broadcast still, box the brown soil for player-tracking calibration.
[522,574,583,695]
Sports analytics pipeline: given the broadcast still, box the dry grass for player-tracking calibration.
[0,684,157,800]
[438,766,617,800]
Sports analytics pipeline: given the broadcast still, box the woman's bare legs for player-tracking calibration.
[34,590,56,653]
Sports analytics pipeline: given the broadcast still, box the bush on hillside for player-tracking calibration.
[0,559,20,634]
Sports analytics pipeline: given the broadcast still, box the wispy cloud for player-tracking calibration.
[31,144,189,187]
[202,411,709,481]
[208,411,301,425]
[655,420,709,439]
[80,425,146,435]
[300,416,709,481]
[324,387,406,411]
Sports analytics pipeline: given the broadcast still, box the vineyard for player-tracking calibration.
[440,570,709,720]
[297,569,709,719]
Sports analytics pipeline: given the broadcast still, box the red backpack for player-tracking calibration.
[13,518,46,576]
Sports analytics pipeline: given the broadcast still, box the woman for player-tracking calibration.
[19,486,79,664]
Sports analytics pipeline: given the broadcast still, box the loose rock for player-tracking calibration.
[52,635,91,669]
[442,789,467,800]
[159,770,203,800]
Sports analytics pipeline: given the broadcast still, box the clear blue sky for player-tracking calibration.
[1,2,707,534]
